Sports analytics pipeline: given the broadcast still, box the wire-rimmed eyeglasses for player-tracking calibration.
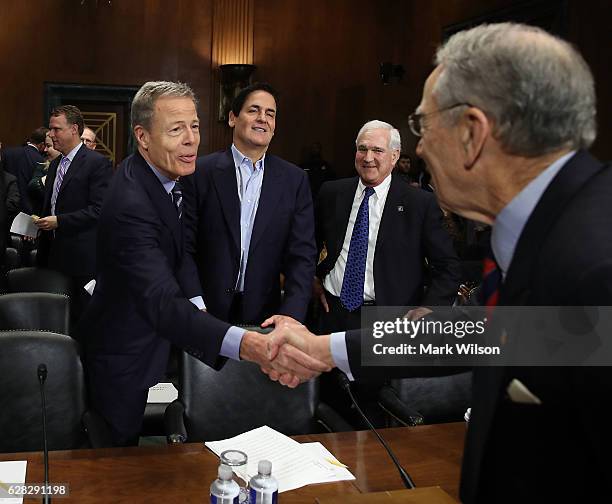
[408,103,471,137]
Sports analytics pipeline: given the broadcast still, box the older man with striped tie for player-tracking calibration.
[35,105,112,323]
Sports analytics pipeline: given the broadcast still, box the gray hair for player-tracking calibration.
[356,120,401,152]
[131,81,198,130]
[434,23,597,156]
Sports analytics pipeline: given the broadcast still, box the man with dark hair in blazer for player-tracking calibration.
[2,127,47,214]
[269,23,612,503]
[80,81,327,447]
[314,119,460,334]
[35,105,112,321]
[182,83,316,327]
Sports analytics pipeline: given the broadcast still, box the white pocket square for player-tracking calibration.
[506,378,542,405]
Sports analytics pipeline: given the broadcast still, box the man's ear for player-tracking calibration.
[133,125,150,150]
[391,149,400,166]
[228,110,237,128]
[461,107,490,168]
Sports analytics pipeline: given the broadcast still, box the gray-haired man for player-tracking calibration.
[270,23,611,502]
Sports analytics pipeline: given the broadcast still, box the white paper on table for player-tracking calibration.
[147,382,178,403]
[0,460,27,504]
[9,213,38,238]
[205,425,335,493]
[301,442,355,483]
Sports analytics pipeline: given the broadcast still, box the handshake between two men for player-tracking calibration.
[239,314,334,388]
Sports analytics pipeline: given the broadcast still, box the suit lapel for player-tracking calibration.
[135,152,183,257]
[502,150,605,304]
[375,175,402,253]
[57,144,86,197]
[211,150,241,251]
[249,156,283,252]
[331,177,359,259]
[43,157,61,214]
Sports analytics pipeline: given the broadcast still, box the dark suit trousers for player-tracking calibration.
[317,289,372,333]
[87,367,148,447]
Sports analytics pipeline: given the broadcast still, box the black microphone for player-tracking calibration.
[38,364,51,504]
[337,371,416,489]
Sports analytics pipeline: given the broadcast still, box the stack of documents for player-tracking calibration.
[205,425,355,492]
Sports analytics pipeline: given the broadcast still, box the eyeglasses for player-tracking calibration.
[408,102,471,137]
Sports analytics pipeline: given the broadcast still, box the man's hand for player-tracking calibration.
[260,314,299,329]
[404,306,433,321]
[267,323,335,383]
[33,216,58,231]
[239,329,331,388]
[312,277,329,313]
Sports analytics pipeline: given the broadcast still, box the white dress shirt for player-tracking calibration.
[324,173,392,301]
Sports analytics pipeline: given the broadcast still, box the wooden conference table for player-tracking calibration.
[0,422,465,503]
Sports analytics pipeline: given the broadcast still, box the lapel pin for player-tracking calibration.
[397,205,404,212]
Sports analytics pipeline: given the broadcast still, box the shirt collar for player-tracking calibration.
[63,142,84,163]
[231,144,265,171]
[145,159,176,194]
[357,171,392,198]
[492,150,576,276]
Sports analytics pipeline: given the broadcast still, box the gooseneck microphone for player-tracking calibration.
[337,371,416,489]
[37,364,51,504]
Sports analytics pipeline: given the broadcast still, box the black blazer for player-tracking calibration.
[1,144,44,214]
[316,174,461,307]
[182,149,317,324]
[80,151,231,426]
[37,144,112,277]
[346,151,612,503]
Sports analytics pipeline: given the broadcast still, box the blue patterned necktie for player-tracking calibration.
[340,186,375,311]
[171,180,183,219]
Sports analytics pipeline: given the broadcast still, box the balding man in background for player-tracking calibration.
[270,23,612,502]
[81,126,98,151]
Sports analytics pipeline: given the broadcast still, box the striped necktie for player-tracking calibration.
[51,156,70,215]
[482,251,501,308]
[171,180,183,219]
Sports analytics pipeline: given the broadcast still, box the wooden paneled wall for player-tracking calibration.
[0,0,610,169]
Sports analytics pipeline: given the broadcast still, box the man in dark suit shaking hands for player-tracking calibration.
[35,106,112,321]
[270,23,612,502]
[182,83,316,327]
[81,81,328,446]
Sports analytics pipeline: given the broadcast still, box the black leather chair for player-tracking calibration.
[6,267,73,296]
[0,331,110,453]
[165,351,351,443]
[378,371,472,426]
[0,292,70,335]
[4,247,21,270]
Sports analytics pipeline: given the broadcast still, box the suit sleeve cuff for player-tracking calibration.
[220,326,246,361]
[189,296,206,310]
[330,331,354,381]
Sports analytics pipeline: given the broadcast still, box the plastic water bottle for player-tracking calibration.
[210,464,240,504]
[248,460,278,504]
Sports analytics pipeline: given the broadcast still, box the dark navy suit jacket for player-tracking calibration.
[316,174,461,307]
[182,149,317,324]
[37,144,112,278]
[80,151,231,439]
[2,144,44,214]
